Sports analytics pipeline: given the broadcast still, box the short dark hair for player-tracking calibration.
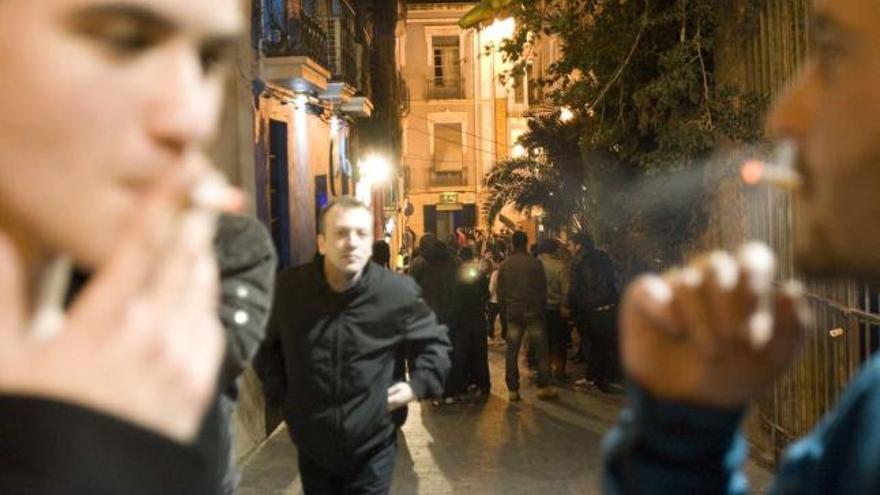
[371,240,390,267]
[317,196,372,234]
[512,231,528,249]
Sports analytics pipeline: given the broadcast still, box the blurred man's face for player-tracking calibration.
[0,0,242,268]
[318,206,374,279]
[770,0,880,280]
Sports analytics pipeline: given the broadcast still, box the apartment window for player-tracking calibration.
[434,123,463,171]
[428,35,463,99]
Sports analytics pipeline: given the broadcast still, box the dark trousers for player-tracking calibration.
[443,323,467,398]
[545,309,567,377]
[463,313,491,393]
[486,302,507,339]
[579,309,618,387]
[297,436,397,495]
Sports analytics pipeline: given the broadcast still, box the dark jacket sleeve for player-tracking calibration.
[399,283,452,400]
[567,260,582,314]
[0,396,219,495]
[253,273,292,409]
[536,259,548,310]
[214,214,277,393]
[603,384,748,495]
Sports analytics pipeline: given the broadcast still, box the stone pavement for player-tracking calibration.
[239,346,772,494]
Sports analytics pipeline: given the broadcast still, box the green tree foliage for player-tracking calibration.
[483,112,590,233]
[482,0,765,268]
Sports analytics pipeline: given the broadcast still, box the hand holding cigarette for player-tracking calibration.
[0,164,242,443]
[619,242,810,408]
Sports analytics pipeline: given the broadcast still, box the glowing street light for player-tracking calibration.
[359,154,392,187]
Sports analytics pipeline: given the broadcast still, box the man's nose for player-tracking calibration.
[767,64,818,143]
[146,43,221,156]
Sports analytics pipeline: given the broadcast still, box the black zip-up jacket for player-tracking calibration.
[254,258,451,472]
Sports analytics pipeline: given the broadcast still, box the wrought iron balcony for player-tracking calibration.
[325,0,360,89]
[425,77,465,100]
[429,167,468,188]
[261,13,328,68]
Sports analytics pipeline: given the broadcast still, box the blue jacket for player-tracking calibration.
[604,356,880,494]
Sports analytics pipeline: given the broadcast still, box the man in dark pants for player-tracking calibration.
[568,233,619,392]
[254,197,450,495]
[498,231,557,401]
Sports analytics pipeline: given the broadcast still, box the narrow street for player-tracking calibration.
[239,347,773,494]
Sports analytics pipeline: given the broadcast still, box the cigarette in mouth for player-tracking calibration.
[741,141,802,191]
[741,160,802,191]
[188,171,244,213]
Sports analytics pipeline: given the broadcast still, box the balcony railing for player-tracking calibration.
[261,13,328,68]
[425,77,465,100]
[325,5,360,89]
[430,167,467,187]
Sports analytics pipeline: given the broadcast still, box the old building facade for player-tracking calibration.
[398,1,558,244]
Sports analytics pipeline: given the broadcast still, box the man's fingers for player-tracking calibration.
[670,267,720,356]
[622,275,680,338]
[763,281,809,365]
[73,168,196,324]
[704,252,743,340]
[737,243,777,348]
[148,210,216,311]
[0,232,25,341]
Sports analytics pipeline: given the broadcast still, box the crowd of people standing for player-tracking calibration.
[395,226,623,404]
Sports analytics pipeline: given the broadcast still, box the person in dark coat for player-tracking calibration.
[408,234,464,402]
[456,246,491,396]
[255,197,451,495]
[568,233,620,392]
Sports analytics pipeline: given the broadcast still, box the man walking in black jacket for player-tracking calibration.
[255,196,451,495]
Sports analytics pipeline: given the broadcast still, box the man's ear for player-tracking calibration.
[317,234,326,255]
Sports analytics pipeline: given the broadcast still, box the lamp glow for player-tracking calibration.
[359,155,392,186]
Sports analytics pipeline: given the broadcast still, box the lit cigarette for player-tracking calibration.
[740,141,802,191]
[189,171,244,213]
[740,160,802,191]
